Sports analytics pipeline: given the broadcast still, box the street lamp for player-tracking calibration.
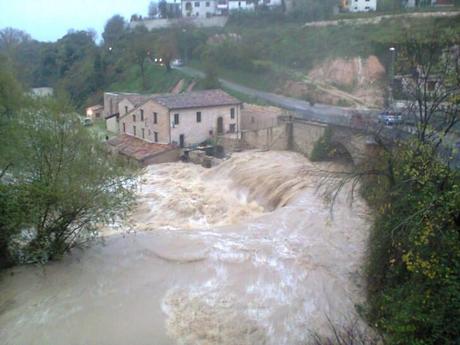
[389,47,396,108]
[182,28,188,64]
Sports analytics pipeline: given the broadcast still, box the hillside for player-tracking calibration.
[189,13,460,107]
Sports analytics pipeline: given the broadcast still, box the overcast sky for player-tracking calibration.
[0,0,149,42]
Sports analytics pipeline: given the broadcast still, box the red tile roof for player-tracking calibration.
[107,135,174,161]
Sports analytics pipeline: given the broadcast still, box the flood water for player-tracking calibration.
[0,151,371,345]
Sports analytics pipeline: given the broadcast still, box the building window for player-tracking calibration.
[125,106,128,114]
[132,114,136,122]
[196,111,201,123]
[140,109,144,121]
[229,124,236,133]
[206,1,210,6]
[153,112,158,124]
[251,116,255,124]
[148,129,151,136]
[194,1,200,6]
[123,122,126,132]
[133,125,137,136]
[174,113,180,125]
[230,108,235,119]
[154,131,158,142]
[142,128,145,139]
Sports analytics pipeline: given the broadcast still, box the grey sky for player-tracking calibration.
[0,0,149,42]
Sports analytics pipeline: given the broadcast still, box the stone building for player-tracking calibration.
[106,89,242,148]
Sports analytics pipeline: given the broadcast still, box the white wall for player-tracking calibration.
[118,99,135,117]
[106,116,119,133]
[348,0,376,12]
[169,105,240,146]
[119,100,171,144]
[182,0,218,18]
[228,0,255,11]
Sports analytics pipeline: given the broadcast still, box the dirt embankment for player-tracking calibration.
[278,55,386,108]
[304,11,460,28]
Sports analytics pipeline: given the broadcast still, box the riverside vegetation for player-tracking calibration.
[309,28,460,344]
[1,5,460,345]
[0,58,135,267]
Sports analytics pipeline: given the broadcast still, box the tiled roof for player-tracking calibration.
[107,135,173,161]
[152,89,241,110]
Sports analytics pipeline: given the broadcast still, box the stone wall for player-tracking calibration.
[241,125,289,151]
[129,16,227,31]
[142,148,181,165]
[291,121,327,157]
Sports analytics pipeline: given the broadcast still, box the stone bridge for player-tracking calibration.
[240,116,378,165]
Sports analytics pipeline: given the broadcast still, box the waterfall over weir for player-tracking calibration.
[0,151,371,345]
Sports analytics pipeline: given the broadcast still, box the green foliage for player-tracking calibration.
[0,56,23,117]
[365,141,460,345]
[377,0,403,12]
[0,98,136,267]
[309,127,333,161]
[200,61,221,90]
[102,15,126,47]
[107,63,189,94]
[288,0,337,22]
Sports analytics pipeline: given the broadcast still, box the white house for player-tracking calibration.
[346,0,377,12]
[228,0,256,11]
[181,0,218,18]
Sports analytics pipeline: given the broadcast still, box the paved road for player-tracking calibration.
[177,65,460,167]
[176,66,377,127]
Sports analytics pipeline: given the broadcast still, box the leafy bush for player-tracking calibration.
[0,99,136,267]
[310,127,333,161]
[365,141,460,345]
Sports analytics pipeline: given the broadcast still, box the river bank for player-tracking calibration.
[0,151,371,345]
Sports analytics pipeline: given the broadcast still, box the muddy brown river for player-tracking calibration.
[0,151,371,345]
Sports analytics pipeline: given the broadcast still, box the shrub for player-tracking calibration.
[0,99,135,267]
[365,141,460,345]
[310,127,333,161]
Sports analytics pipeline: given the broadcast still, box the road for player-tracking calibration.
[175,66,376,127]
[177,65,460,167]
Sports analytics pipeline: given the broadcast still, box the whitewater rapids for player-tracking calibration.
[0,151,371,345]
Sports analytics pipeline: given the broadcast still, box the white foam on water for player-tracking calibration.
[0,151,371,345]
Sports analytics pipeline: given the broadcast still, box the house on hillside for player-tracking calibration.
[404,0,454,7]
[104,92,153,133]
[30,87,54,98]
[342,0,377,12]
[104,89,242,164]
[86,105,104,120]
[182,0,218,18]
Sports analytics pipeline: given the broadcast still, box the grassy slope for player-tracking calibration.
[201,15,460,93]
[108,63,194,94]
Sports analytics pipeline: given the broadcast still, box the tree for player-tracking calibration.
[0,98,135,266]
[329,29,460,345]
[289,0,337,22]
[129,27,154,89]
[377,0,402,12]
[0,27,31,56]
[0,56,23,118]
[156,32,178,72]
[102,15,126,48]
[201,61,221,89]
[395,30,460,147]
[158,0,168,18]
[149,1,159,17]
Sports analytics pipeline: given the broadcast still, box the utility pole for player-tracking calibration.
[389,47,396,109]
